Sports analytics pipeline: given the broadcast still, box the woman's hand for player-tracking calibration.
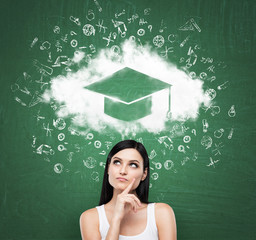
[112,178,142,221]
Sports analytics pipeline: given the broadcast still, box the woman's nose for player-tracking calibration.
[120,164,127,175]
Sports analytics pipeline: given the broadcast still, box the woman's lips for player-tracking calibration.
[116,177,128,182]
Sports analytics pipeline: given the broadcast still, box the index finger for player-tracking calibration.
[122,178,135,194]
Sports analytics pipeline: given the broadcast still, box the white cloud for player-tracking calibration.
[42,39,211,134]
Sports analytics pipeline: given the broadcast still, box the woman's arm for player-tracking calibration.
[105,178,141,240]
[105,214,122,240]
[155,203,177,240]
[80,208,101,240]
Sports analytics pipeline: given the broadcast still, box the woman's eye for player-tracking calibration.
[112,160,138,168]
[130,163,138,168]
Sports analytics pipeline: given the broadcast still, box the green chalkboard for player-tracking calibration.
[1,0,255,239]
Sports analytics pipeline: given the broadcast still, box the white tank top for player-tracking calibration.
[96,203,158,240]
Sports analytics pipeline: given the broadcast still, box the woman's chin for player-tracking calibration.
[112,182,129,191]
[116,182,128,188]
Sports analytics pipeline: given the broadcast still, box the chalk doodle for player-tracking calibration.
[201,135,213,149]
[164,160,174,171]
[70,39,78,48]
[30,37,39,48]
[91,171,100,182]
[228,128,234,139]
[82,24,95,36]
[228,105,236,117]
[179,18,201,32]
[96,19,108,33]
[11,4,236,180]
[183,135,191,143]
[202,119,209,133]
[137,28,145,36]
[178,145,186,153]
[69,16,81,26]
[54,163,64,173]
[152,161,162,170]
[43,123,53,137]
[214,129,224,139]
[151,172,159,180]
[58,144,67,152]
[83,157,97,169]
[53,118,66,130]
[94,140,102,149]
[207,157,220,168]
[86,9,95,21]
[153,35,165,48]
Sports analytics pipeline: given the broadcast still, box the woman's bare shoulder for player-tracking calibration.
[155,202,175,213]
[155,203,176,226]
[155,203,177,239]
[81,207,98,218]
[80,207,99,227]
[80,207,101,239]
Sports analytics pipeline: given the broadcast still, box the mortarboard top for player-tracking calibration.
[85,67,172,121]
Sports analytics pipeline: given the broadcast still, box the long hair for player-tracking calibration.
[99,139,150,205]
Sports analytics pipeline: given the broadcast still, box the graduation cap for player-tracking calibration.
[85,67,172,121]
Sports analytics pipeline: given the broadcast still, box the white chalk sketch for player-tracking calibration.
[137,28,145,36]
[228,128,234,139]
[91,171,100,182]
[183,135,191,143]
[164,160,174,170]
[151,172,159,180]
[178,145,186,153]
[149,149,157,160]
[58,144,67,151]
[96,20,108,33]
[93,0,102,12]
[69,16,81,26]
[202,119,209,133]
[228,105,236,117]
[207,157,220,168]
[152,161,162,169]
[205,89,216,100]
[11,4,237,176]
[83,157,97,168]
[94,140,102,148]
[179,18,201,32]
[82,24,95,36]
[53,118,66,130]
[86,9,95,21]
[30,37,38,48]
[67,152,74,162]
[214,129,224,138]
[212,142,224,156]
[54,163,64,173]
[43,123,53,136]
[201,135,213,149]
[153,35,165,48]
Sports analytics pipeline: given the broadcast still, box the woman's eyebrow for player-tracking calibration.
[112,157,141,164]
[129,160,140,164]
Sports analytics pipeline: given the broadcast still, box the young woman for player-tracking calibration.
[80,140,177,240]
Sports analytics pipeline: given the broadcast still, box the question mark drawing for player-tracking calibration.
[192,129,196,136]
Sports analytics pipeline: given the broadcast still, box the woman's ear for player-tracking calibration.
[141,168,148,181]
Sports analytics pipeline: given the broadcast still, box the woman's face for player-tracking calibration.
[108,148,147,192]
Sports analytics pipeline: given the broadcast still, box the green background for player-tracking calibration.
[1,0,255,239]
